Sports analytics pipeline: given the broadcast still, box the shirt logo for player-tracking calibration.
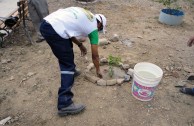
[81,8,94,22]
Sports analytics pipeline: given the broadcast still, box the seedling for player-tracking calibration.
[108,55,121,78]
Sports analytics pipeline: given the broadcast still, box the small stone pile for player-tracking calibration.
[84,57,134,86]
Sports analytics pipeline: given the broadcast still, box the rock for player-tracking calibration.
[99,38,109,46]
[137,36,143,39]
[27,72,36,77]
[83,56,88,63]
[113,46,120,49]
[97,79,106,86]
[122,64,130,70]
[127,69,134,76]
[124,75,131,82]
[165,66,170,71]
[100,58,108,64]
[176,67,182,71]
[184,66,192,73]
[102,46,107,49]
[38,50,43,54]
[106,79,117,86]
[110,34,119,42]
[86,63,94,71]
[142,51,148,54]
[0,116,12,125]
[170,66,174,71]
[168,54,173,57]
[175,80,188,87]
[84,56,88,60]
[121,39,133,47]
[1,59,11,64]
[9,76,14,81]
[116,79,125,84]
[20,77,27,83]
[85,69,90,73]
[84,74,100,83]
[1,59,7,64]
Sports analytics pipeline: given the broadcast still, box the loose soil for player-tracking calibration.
[1,0,194,126]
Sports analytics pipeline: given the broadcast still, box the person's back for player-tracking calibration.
[44,7,97,39]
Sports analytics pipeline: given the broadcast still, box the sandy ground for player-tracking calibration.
[1,0,194,126]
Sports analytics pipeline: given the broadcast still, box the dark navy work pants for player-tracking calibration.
[40,20,75,110]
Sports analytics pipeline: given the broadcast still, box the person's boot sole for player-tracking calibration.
[58,106,85,116]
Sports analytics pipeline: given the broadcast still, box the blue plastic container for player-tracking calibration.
[159,8,184,25]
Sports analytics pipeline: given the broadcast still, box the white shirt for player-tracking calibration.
[44,7,97,39]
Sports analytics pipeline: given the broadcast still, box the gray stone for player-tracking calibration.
[165,66,170,71]
[118,62,123,67]
[106,79,117,86]
[38,50,43,54]
[97,79,107,86]
[124,75,131,82]
[102,46,107,49]
[99,38,109,46]
[175,80,188,87]
[27,72,36,77]
[9,76,14,81]
[122,64,130,70]
[184,66,192,73]
[84,74,100,83]
[121,39,133,47]
[1,59,11,64]
[168,54,173,57]
[137,36,143,39]
[116,79,125,84]
[100,58,108,63]
[127,69,134,76]
[86,63,94,71]
[0,116,12,125]
[110,34,119,42]
[176,67,182,71]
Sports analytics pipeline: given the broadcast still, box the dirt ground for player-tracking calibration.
[1,0,194,126]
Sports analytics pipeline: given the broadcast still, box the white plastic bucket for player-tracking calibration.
[132,62,163,101]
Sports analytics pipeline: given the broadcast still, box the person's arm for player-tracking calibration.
[88,30,102,78]
[91,45,102,78]
[188,36,194,47]
[71,37,87,56]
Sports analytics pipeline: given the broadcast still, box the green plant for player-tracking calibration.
[108,55,121,66]
[108,55,121,78]
[158,0,181,10]
[108,66,114,78]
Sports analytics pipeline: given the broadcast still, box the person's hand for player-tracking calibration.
[187,36,194,47]
[79,45,87,56]
[96,70,103,78]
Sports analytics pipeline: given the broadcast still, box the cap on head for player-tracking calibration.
[95,14,106,34]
